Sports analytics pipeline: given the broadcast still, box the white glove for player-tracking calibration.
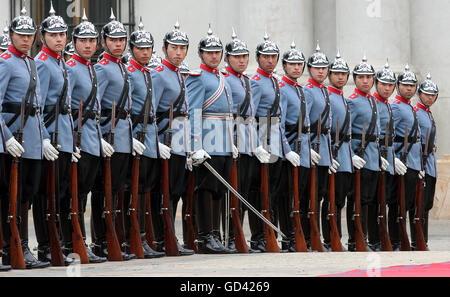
[310,149,321,165]
[43,138,59,161]
[71,147,81,163]
[254,146,270,163]
[232,144,239,159]
[285,151,300,167]
[418,170,425,179]
[101,138,114,157]
[394,158,407,176]
[191,149,211,166]
[158,142,171,160]
[352,155,366,170]
[329,158,340,174]
[380,157,389,171]
[5,137,24,158]
[132,138,146,156]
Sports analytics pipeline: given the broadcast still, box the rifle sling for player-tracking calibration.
[156,76,186,135]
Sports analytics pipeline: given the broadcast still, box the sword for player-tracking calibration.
[202,161,286,238]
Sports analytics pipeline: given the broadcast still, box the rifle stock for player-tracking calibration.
[261,163,279,252]
[354,169,368,251]
[398,125,411,251]
[8,157,26,269]
[184,173,197,253]
[308,166,323,252]
[144,192,156,250]
[328,172,343,251]
[129,158,144,258]
[377,172,393,251]
[230,161,248,253]
[292,166,308,252]
[46,160,65,266]
[414,180,427,251]
[69,161,89,263]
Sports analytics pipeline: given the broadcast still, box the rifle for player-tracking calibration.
[229,109,249,253]
[397,125,411,251]
[260,109,280,252]
[103,101,124,261]
[328,118,343,252]
[291,112,308,252]
[161,103,179,256]
[354,122,368,252]
[309,115,323,252]
[127,90,153,259]
[377,122,393,251]
[7,99,26,269]
[69,100,89,263]
[115,187,126,248]
[413,129,429,251]
[144,191,157,250]
[46,92,65,266]
[184,172,197,252]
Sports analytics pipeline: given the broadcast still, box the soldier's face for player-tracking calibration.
[398,83,417,100]
[258,54,278,73]
[284,62,304,80]
[164,44,188,66]
[75,38,97,59]
[133,46,152,66]
[227,54,249,73]
[329,72,348,89]
[43,32,66,54]
[355,74,374,93]
[309,67,328,83]
[376,82,395,99]
[201,50,222,69]
[11,32,34,54]
[419,92,437,107]
[105,37,126,57]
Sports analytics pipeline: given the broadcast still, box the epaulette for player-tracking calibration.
[127,65,136,73]
[66,60,76,67]
[155,65,164,72]
[188,69,202,76]
[0,52,11,60]
[38,53,48,62]
[251,74,260,81]
[98,58,109,66]
[348,93,358,99]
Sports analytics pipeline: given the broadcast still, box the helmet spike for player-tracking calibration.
[426,72,432,80]
[290,40,296,49]
[362,52,367,63]
[207,23,213,36]
[20,1,27,16]
[81,8,88,22]
[49,1,56,16]
[138,16,144,31]
[336,49,341,59]
[174,18,180,30]
[263,28,269,41]
[315,40,320,52]
[109,8,116,21]
[231,27,237,40]
[405,64,410,71]
[384,58,390,69]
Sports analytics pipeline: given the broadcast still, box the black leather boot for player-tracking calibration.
[141,234,165,258]
[196,233,223,254]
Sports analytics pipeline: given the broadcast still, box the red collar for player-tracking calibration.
[8,44,30,60]
[226,66,242,78]
[103,52,121,64]
[282,75,299,87]
[373,92,388,104]
[130,58,149,73]
[395,94,411,105]
[257,68,273,78]
[308,77,325,89]
[42,46,62,61]
[328,85,343,96]
[162,59,179,72]
[416,101,431,113]
[355,88,371,99]
[72,53,91,66]
[200,63,219,74]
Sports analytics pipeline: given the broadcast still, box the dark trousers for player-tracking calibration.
[0,155,42,249]
[33,152,72,249]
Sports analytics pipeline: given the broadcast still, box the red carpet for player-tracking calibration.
[319,261,450,277]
